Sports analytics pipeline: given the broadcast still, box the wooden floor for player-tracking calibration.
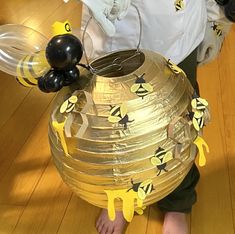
[0,1,235,233]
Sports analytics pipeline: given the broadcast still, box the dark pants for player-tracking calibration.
[157,49,200,213]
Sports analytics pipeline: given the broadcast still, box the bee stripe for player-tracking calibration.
[176,5,181,10]
[198,118,204,128]
[194,117,204,130]
[155,151,166,158]
[18,56,38,85]
[197,106,206,110]
[196,102,205,107]
[137,90,148,95]
[66,102,75,113]
[196,99,207,107]
[16,61,35,87]
[112,108,121,116]
[143,184,153,194]
[16,76,34,87]
[28,55,40,79]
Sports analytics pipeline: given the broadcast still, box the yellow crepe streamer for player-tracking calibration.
[52,20,72,36]
[193,136,209,167]
[52,119,69,156]
[105,189,144,222]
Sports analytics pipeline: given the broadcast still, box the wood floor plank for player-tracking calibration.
[23,1,82,38]
[0,205,24,234]
[2,0,63,25]
[146,206,164,234]
[125,208,149,234]
[0,104,53,205]
[0,89,54,179]
[13,159,72,234]
[217,26,235,116]
[224,116,235,228]
[58,194,100,234]
[190,59,234,234]
[218,25,235,231]
[0,73,31,130]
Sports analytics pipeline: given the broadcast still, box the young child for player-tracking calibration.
[78,1,233,233]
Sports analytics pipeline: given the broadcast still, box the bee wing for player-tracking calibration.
[192,98,208,110]
[151,157,162,166]
[172,65,181,74]
[191,99,197,109]
[120,104,128,117]
[142,83,153,92]
[66,103,75,113]
[140,179,153,187]
[60,100,69,114]
[138,188,146,200]
[162,151,173,163]
[108,115,121,123]
[131,84,140,93]
[197,98,208,107]
[194,110,203,118]
[193,118,200,131]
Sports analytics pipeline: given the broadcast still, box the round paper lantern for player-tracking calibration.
[49,49,209,222]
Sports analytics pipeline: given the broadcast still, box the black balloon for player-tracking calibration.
[38,76,49,93]
[38,70,64,93]
[46,34,83,70]
[63,66,80,86]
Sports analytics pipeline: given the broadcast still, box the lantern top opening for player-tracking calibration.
[90,49,145,78]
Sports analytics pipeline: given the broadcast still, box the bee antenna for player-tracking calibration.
[192,90,199,98]
[157,170,161,176]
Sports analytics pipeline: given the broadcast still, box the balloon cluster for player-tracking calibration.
[38,34,83,92]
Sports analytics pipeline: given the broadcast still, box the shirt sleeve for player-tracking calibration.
[206,0,233,36]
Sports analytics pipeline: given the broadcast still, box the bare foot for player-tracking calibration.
[162,212,189,234]
[96,209,127,234]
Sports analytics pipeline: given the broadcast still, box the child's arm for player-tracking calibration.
[197,0,233,65]
[79,0,131,36]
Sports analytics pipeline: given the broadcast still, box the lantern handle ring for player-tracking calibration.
[82,3,143,74]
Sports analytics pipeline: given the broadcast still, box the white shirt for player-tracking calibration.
[82,0,223,64]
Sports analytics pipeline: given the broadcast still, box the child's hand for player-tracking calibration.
[197,19,232,65]
[81,0,131,36]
